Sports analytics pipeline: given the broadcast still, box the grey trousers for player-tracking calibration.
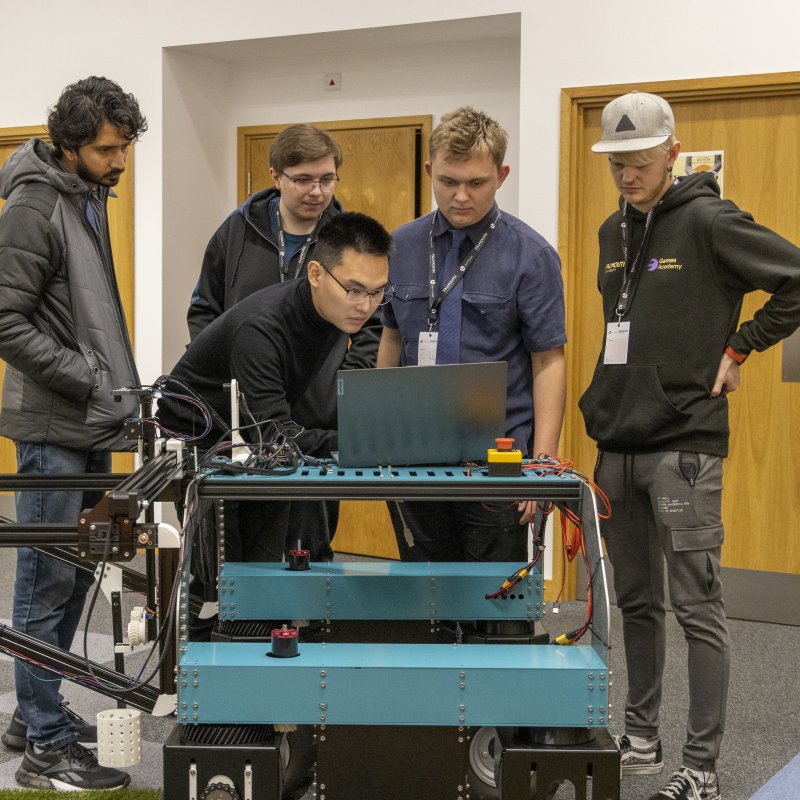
[596,450,730,770]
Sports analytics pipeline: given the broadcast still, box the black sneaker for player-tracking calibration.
[649,767,721,800]
[616,733,664,775]
[2,702,98,751]
[15,740,130,790]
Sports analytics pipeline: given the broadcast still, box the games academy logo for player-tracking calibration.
[647,257,683,272]
[604,256,684,273]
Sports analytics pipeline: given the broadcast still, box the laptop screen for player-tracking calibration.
[336,362,508,467]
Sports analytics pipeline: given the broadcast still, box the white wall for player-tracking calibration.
[162,50,232,371]
[228,36,522,213]
[1,0,799,382]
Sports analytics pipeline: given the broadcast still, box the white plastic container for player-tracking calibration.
[96,708,142,767]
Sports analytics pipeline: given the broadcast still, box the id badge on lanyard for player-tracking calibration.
[418,331,438,365]
[604,321,631,364]
[606,204,655,365]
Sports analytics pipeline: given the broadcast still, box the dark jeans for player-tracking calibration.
[12,442,110,747]
[387,500,527,562]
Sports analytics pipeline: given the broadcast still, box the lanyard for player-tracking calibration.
[427,209,500,327]
[615,202,655,321]
[615,178,680,321]
[276,207,322,282]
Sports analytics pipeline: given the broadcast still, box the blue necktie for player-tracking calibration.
[435,229,467,365]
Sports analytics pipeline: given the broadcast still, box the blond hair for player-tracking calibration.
[429,106,508,169]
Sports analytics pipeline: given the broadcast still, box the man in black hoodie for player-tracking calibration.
[580,92,800,800]
[188,124,379,560]
[187,124,347,335]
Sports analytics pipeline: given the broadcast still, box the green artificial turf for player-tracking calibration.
[0,791,161,799]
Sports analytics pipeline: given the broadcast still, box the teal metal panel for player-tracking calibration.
[178,642,609,728]
[220,561,542,622]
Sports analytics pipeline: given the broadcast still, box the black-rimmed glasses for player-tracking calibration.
[320,263,394,306]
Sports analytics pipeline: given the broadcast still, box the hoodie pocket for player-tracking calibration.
[579,364,690,448]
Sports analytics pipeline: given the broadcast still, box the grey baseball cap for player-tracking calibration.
[592,91,675,153]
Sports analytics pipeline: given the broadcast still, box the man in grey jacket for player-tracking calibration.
[0,76,146,790]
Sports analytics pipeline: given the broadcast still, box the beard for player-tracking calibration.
[75,157,123,188]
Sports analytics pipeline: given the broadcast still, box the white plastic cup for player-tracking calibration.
[96,708,142,767]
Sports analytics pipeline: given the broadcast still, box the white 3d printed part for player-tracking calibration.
[97,708,142,767]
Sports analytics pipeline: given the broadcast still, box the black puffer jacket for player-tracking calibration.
[0,139,139,449]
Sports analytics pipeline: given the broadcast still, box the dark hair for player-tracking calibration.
[47,76,148,158]
[269,124,342,172]
[314,212,393,268]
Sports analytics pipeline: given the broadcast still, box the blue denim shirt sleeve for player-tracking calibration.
[513,236,567,354]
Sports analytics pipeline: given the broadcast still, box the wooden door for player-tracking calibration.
[0,126,135,474]
[238,115,431,229]
[560,73,800,584]
[239,116,432,559]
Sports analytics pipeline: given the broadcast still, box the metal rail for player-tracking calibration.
[195,465,582,502]
[0,447,185,696]
[0,625,161,713]
[0,473,126,490]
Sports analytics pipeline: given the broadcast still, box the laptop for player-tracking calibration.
[336,362,507,467]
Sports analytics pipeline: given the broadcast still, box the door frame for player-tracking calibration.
[559,70,800,460]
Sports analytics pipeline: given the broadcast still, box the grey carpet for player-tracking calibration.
[538,602,800,800]
[0,545,795,799]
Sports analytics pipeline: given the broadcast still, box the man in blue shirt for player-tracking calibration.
[377,106,566,561]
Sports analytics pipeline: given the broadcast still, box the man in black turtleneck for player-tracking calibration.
[158,212,391,562]
[187,125,380,562]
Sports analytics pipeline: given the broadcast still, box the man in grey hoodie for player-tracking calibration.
[0,76,146,790]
